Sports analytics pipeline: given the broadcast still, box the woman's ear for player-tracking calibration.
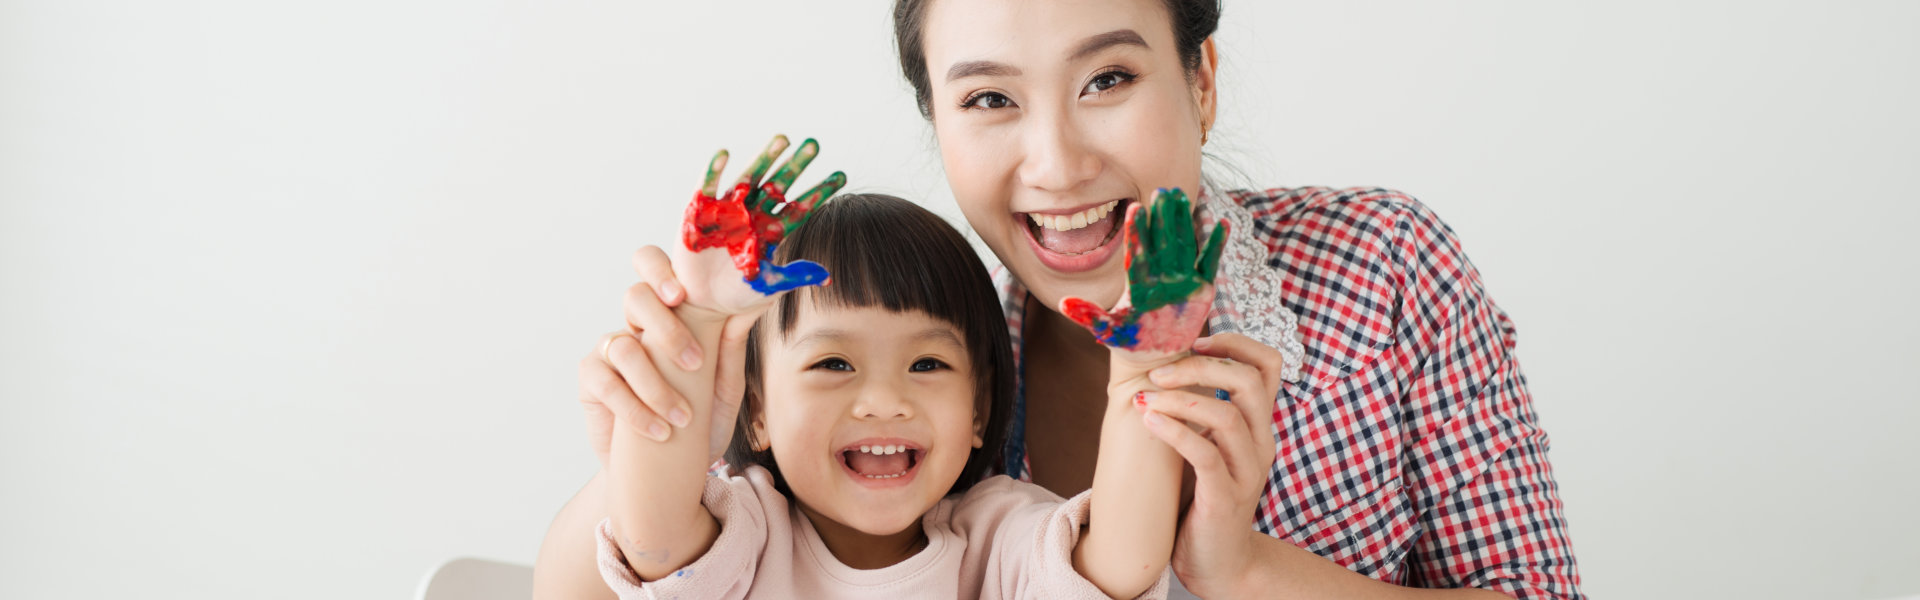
[1191,36,1220,140]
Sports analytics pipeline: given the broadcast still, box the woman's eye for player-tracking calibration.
[960,92,1014,110]
[910,358,948,372]
[812,358,853,372]
[1082,70,1137,95]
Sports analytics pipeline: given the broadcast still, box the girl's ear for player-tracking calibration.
[751,413,772,452]
[972,409,985,449]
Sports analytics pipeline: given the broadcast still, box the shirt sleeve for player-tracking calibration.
[957,478,1171,600]
[593,472,774,600]
[1386,198,1584,599]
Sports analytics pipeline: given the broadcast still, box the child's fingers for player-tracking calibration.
[782,171,846,229]
[1139,389,1259,487]
[763,137,819,198]
[580,337,672,443]
[735,134,790,190]
[624,281,701,371]
[605,332,695,435]
[699,149,728,199]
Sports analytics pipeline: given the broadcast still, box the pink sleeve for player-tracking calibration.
[594,470,784,599]
[957,478,1171,600]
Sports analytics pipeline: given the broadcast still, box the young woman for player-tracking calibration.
[542,1,1582,598]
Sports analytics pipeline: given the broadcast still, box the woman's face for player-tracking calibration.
[922,0,1217,313]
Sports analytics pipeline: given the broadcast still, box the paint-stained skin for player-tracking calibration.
[682,135,848,295]
[1059,187,1229,354]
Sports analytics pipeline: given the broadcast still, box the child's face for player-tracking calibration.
[753,301,985,536]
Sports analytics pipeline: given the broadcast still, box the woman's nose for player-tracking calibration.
[1016,111,1100,193]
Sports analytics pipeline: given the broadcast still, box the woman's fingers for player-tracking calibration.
[1139,389,1259,487]
[580,338,672,443]
[1141,409,1238,500]
[603,332,694,437]
[1146,352,1264,406]
[630,245,685,307]
[1177,335,1283,456]
[624,281,701,371]
[1193,333,1283,400]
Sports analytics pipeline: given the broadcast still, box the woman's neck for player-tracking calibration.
[1026,295,1110,373]
[795,502,929,570]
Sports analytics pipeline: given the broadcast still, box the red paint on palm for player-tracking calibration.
[683,182,797,280]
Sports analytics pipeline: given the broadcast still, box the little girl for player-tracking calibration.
[594,137,1222,599]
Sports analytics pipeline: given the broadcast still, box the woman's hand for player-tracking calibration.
[1135,332,1286,598]
[577,245,759,462]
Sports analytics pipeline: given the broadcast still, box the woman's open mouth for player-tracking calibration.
[1020,199,1130,273]
[837,441,923,488]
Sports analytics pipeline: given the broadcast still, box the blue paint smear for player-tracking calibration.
[745,243,829,295]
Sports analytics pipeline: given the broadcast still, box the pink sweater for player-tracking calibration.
[595,465,1169,599]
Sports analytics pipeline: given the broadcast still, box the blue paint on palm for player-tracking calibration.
[1089,320,1140,348]
[745,243,829,295]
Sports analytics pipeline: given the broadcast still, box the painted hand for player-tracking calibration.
[679,134,847,313]
[1059,188,1229,358]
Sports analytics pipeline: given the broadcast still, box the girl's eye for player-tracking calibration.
[910,358,948,373]
[811,358,853,372]
[960,91,1015,110]
[1082,70,1137,95]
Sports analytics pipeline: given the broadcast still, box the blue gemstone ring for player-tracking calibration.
[1215,389,1231,401]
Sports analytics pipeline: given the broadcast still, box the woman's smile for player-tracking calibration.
[1018,197,1132,272]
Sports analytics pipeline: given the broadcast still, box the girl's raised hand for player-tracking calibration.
[1057,187,1228,362]
[678,134,847,315]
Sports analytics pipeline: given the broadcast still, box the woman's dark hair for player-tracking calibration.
[722,193,1015,499]
[893,0,1222,119]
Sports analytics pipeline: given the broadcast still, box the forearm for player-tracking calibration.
[605,305,729,580]
[1072,357,1184,599]
[1234,533,1510,600]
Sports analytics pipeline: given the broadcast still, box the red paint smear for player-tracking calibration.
[1060,296,1110,333]
[681,183,804,280]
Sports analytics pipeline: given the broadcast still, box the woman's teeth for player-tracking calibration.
[1028,200,1119,232]
[858,444,907,455]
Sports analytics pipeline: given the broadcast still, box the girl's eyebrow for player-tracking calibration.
[911,327,965,350]
[788,327,963,350]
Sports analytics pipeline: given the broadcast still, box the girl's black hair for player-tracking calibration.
[722,193,1015,499]
[893,0,1222,119]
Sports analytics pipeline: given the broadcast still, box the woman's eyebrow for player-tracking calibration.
[1068,29,1149,62]
[944,30,1148,84]
[946,60,1021,83]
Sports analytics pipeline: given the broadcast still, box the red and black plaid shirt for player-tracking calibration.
[995,186,1583,598]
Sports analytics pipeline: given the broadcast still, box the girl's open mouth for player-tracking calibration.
[1019,198,1130,273]
[838,441,923,488]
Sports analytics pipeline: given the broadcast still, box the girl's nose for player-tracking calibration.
[850,379,915,420]
[1016,111,1100,193]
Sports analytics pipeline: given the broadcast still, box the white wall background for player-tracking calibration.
[4,1,1916,598]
